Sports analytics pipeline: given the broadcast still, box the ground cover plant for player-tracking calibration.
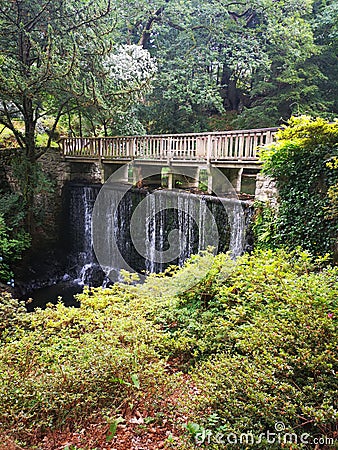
[0,249,337,449]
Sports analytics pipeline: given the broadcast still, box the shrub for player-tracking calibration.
[0,214,30,283]
[0,292,27,334]
[169,250,338,448]
[0,250,337,449]
[259,116,338,257]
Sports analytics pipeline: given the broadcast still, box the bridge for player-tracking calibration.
[59,127,278,195]
[60,127,277,164]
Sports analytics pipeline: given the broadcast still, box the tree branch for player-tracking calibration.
[0,104,25,148]
[138,6,166,48]
[44,99,71,152]
[25,0,54,32]
[65,0,112,32]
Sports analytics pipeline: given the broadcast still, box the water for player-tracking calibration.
[25,281,82,311]
[68,183,251,278]
[26,182,253,308]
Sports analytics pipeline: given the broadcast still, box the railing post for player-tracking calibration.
[132,137,136,158]
[167,137,173,165]
[207,135,212,164]
[59,138,65,156]
[238,133,244,160]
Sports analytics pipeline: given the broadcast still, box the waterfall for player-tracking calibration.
[64,182,252,286]
[65,183,105,286]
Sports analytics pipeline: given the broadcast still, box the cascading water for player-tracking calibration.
[64,182,253,286]
[65,183,105,286]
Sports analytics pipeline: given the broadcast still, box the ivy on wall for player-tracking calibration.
[259,116,338,257]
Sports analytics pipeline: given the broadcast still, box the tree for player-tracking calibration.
[127,0,337,132]
[0,0,159,229]
[313,0,338,116]
[0,0,113,227]
[74,44,157,136]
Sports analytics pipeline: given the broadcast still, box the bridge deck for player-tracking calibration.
[59,127,278,165]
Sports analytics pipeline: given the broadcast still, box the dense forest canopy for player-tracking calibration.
[115,0,338,133]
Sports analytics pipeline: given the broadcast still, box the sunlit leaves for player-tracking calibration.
[260,116,338,256]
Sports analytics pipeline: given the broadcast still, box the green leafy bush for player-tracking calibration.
[0,189,30,283]
[0,292,27,334]
[0,250,337,449]
[252,201,279,250]
[0,214,30,283]
[0,284,175,441]
[260,116,338,257]
[183,251,338,448]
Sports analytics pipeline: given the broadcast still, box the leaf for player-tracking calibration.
[185,422,202,436]
[106,417,125,442]
[131,373,140,389]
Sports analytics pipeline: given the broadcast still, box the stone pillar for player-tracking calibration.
[255,173,278,204]
[132,165,141,186]
[236,167,243,194]
[207,166,213,194]
[167,170,174,190]
[99,160,105,183]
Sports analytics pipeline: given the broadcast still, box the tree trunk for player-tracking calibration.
[23,96,37,233]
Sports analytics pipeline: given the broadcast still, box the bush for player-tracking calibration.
[0,214,30,283]
[259,116,338,257]
[0,285,173,441]
[144,250,338,448]
[0,191,30,284]
[0,292,27,334]
[0,250,337,449]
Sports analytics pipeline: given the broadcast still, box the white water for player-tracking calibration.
[67,185,250,285]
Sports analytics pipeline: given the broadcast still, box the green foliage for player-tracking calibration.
[0,284,174,439]
[0,249,337,448]
[183,251,337,446]
[106,417,125,442]
[0,293,27,333]
[260,116,338,257]
[313,0,338,116]
[252,201,279,250]
[0,192,26,230]
[133,0,337,132]
[0,214,30,283]
[0,182,30,283]
[1,0,337,140]
[0,1,156,228]
[326,156,338,220]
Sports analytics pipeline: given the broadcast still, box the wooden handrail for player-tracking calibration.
[60,127,279,162]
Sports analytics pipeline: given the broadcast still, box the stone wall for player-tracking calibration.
[68,161,103,184]
[254,173,279,205]
[0,148,22,193]
[38,148,71,194]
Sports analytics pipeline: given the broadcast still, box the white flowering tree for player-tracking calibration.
[78,44,157,136]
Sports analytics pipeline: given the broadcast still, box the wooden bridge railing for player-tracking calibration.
[60,127,278,162]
